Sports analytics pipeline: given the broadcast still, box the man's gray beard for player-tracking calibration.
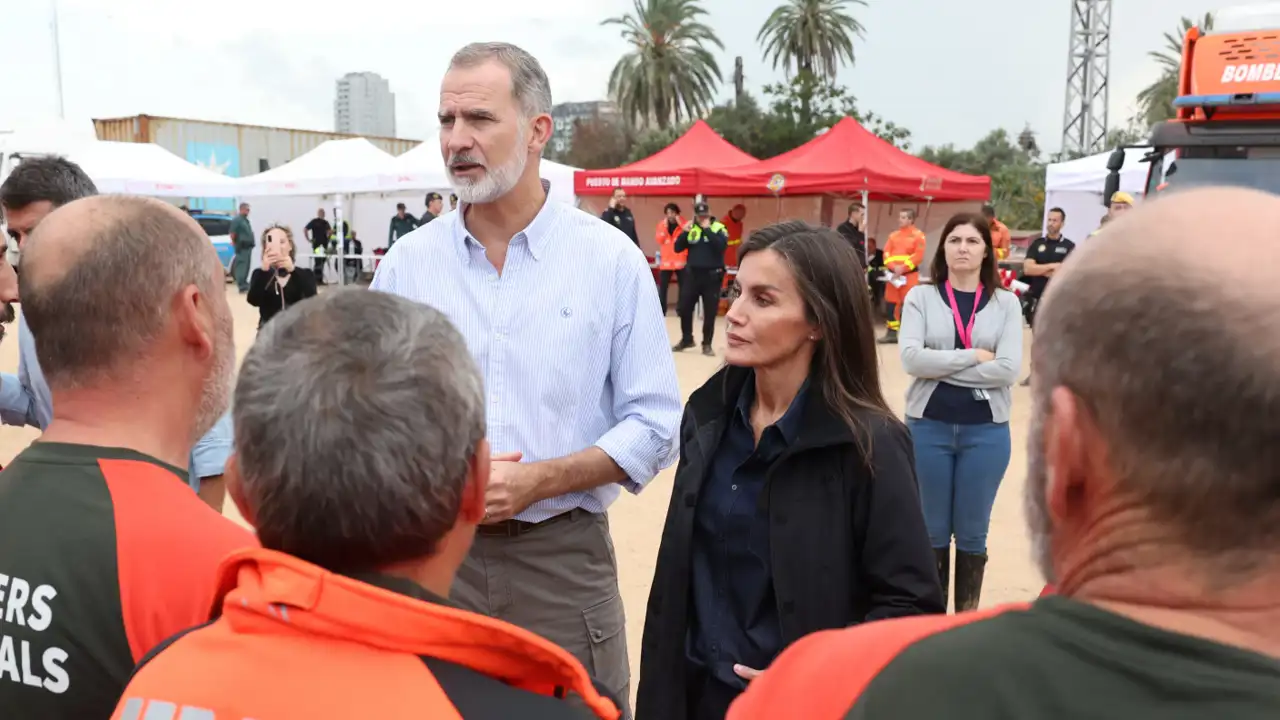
[449,132,530,205]
[1024,401,1057,584]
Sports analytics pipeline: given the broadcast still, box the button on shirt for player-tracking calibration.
[369,182,682,523]
[689,375,808,692]
[0,314,232,491]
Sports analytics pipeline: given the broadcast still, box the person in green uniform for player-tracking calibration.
[229,202,254,292]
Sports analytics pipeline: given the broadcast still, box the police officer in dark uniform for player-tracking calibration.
[601,187,639,246]
[1020,206,1076,385]
[672,202,728,357]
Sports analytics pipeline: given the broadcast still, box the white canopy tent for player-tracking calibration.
[1043,149,1150,242]
[70,142,239,197]
[238,138,398,283]
[236,138,396,196]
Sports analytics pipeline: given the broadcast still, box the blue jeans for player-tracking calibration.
[906,417,1011,554]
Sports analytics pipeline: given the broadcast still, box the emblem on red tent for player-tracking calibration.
[767,174,786,193]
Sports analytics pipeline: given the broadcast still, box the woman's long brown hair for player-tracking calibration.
[738,221,893,456]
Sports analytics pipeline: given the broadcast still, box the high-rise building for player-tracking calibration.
[334,72,397,138]
[549,101,619,155]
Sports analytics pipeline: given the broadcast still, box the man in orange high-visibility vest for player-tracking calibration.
[878,208,927,344]
[983,204,1011,261]
[654,202,687,316]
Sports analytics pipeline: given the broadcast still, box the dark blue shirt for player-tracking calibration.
[923,286,994,425]
[688,375,808,693]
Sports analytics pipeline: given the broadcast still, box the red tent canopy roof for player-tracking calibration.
[574,120,756,195]
[699,117,991,201]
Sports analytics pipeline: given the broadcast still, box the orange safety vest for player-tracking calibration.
[656,216,687,270]
[882,226,927,303]
[721,206,746,267]
[112,548,620,720]
[989,218,1011,261]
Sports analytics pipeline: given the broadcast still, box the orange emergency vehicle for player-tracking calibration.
[1109,6,1280,198]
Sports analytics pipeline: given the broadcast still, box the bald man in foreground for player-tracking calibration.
[0,196,255,719]
[727,187,1280,719]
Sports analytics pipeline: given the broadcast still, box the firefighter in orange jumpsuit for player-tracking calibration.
[720,203,747,267]
[655,202,687,316]
[983,204,1011,261]
[879,208,927,344]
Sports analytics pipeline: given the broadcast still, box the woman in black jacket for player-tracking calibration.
[636,221,944,720]
[247,224,317,329]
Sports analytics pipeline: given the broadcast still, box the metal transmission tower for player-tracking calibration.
[1061,0,1113,156]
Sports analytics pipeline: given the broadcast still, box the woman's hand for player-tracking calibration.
[975,349,996,363]
[278,253,294,273]
[733,664,763,682]
[261,249,275,270]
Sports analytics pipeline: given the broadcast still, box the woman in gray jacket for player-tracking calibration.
[899,212,1023,612]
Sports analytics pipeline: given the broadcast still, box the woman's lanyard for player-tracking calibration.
[945,280,982,349]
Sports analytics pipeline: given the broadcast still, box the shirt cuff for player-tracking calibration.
[595,421,676,495]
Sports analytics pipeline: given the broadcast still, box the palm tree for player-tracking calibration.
[757,0,867,80]
[604,0,723,130]
[1137,13,1214,128]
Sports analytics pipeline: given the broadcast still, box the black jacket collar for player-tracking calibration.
[686,365,855,452]
[346,572,456,608]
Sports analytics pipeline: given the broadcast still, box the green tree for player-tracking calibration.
[920,129,1045,229]
[563,116,634,170]
[603,0,723,130]
[1137,13,1215,127]
[757,0,867,79]
[628,124,687,162]
[760,71,911,149]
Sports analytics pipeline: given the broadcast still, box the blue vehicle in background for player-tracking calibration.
[189,211,236,281]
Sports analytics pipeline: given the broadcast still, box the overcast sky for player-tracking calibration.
[2,0,1223,152]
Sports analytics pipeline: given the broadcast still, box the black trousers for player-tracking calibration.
[679,267,723,345]
[658,269,680,315]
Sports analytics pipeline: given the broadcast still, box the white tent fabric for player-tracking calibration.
[385,140,580,204]
[70,142,238,197]
[1043,149,1150,242]
[236,138,396,196]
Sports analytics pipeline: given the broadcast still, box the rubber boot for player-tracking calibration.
[933,547,951,613]
[954,551,988,612]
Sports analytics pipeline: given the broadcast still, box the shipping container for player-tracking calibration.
[94,114,420,210]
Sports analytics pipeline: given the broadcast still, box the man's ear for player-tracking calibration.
[459,439,491,524]
[173,284,214,362]
[224,453,255,527]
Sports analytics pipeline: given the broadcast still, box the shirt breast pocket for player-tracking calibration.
[534,298,607,406]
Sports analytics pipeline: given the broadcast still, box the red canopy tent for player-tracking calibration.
[574,120,757,196]
[699,117,991,201]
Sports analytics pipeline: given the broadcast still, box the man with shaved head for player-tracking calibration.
[726,187,1280,719]
[0,156,235,509]
[0,196,254,719]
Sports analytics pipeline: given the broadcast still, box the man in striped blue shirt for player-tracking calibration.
[371,42,681,716]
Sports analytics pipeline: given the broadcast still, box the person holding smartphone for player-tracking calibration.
[247,224,317,329]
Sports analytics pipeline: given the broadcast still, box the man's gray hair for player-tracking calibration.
[22,195,214,390]
[233,288,486,572]
[1031,236,1280,572]
[449,42,553,119]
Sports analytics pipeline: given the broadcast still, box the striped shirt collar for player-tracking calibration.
[451,178,558,264]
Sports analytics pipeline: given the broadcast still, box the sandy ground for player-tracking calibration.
[0,285,1043,690]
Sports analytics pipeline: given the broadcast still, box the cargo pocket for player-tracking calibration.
[582,593,629,700]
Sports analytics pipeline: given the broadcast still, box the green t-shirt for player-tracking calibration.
[845,597,1280,718]
[229,215,254,251]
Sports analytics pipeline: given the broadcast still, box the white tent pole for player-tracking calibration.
[860,189,870,269]
[335,194,346,286]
